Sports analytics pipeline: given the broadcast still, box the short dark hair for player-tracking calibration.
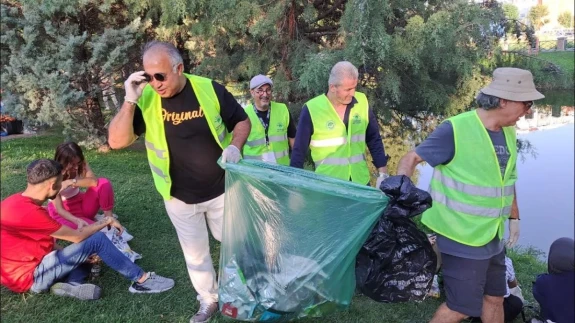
[26,159,62,185]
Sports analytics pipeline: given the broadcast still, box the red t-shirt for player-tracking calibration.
[1,193,62,292]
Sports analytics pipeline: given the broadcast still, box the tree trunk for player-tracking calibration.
[84,95,110,151]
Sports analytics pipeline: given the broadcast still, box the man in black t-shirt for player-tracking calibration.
[108,41,250,323]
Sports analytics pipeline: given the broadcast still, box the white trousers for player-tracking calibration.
[164,194,224,303]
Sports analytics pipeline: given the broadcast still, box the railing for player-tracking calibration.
[539,28,575,38]
[539,40,557,51]
[504,38,575,53]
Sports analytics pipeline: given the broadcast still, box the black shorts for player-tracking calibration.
[442,249,507,317]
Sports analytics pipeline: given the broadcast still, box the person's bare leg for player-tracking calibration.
[480,295,504,323]
[429,303,468,323]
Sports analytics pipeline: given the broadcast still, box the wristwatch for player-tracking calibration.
[72,178,77,186]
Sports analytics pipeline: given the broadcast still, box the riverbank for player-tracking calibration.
[1,134,547,323]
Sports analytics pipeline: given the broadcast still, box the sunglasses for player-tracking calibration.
[142,73,168,83]
[522,101,534,110]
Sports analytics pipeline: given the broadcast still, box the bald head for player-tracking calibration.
[142,41,183,72]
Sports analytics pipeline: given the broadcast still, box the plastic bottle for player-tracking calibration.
[428,274,440,299]
[90,256,102,281]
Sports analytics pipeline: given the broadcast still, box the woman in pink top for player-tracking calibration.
[48,142,115,229]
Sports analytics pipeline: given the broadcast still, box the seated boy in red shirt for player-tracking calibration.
[1,159,174,300]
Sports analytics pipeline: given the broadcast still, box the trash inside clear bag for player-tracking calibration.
[218,160,388,321]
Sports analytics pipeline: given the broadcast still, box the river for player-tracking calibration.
[416,103,574,259]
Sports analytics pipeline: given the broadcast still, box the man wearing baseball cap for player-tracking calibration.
[242,75,296,165]
[395,67,544,323]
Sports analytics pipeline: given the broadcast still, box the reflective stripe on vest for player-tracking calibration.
[315,154,365,167]
[421,110,518,246]
[430,190,512,218]
[432,171,515,198]
[309,135,365,148]
[145,139,167,159]
[138,74,231,200]
[246,134,287,147]
[242,102,290,165]
[306,92,370,184]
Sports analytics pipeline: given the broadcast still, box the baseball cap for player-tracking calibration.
[249,75,273,90]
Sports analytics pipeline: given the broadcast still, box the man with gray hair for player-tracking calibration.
[108,41,251,323]
[395,67,544,323]
[290,61,389,187]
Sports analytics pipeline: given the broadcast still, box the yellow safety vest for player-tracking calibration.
[422,110,518,246]
[243,102,290,165]
[306,92,370,184]
[138,73,231,200]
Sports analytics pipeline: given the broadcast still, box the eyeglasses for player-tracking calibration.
[522,101,534,110]
[254,88,272,95]
[143,73,167,83]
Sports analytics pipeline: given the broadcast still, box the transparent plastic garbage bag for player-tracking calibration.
[218,160,388,321]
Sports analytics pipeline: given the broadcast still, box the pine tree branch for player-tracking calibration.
[312,0,346,23]
[304,30,339,38]
[304,25,339,33]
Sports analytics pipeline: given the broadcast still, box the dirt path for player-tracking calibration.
[0,133,37,142]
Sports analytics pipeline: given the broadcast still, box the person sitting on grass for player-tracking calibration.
[0,159,175,300]
[47,141,116,229]
[533,237,574,323]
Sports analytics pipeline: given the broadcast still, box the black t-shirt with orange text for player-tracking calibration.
[133,79,248,204]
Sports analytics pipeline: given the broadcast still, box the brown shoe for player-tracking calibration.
[190,301,218,323]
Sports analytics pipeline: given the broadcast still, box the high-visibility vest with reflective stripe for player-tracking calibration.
[138,73,232,200]
[306,92,370,184]
[243,102,290,165]
[422,110,518,246]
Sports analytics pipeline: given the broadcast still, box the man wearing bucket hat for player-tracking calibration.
[395,67,544,323]
[242,75,296,165]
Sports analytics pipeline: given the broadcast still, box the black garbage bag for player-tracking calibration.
[356,175,437,303]
[379,175,432,219]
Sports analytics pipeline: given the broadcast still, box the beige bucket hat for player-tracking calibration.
[480,67,545,101]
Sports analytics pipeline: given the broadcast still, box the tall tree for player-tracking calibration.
[528,4,550,31]
[1,0,534,147]
[502,3,519,21]
[0,0,144,148]
[136,0,518,126]
[558,11,573,28]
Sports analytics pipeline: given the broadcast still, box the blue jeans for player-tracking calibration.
[30,232,145,292]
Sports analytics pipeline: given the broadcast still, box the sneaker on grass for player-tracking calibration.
[190,301,218,323]
[50,282,102,300]
[128,272,174,293]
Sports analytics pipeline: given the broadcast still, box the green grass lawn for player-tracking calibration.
[1,135,546,322]
[538,51,575,76]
